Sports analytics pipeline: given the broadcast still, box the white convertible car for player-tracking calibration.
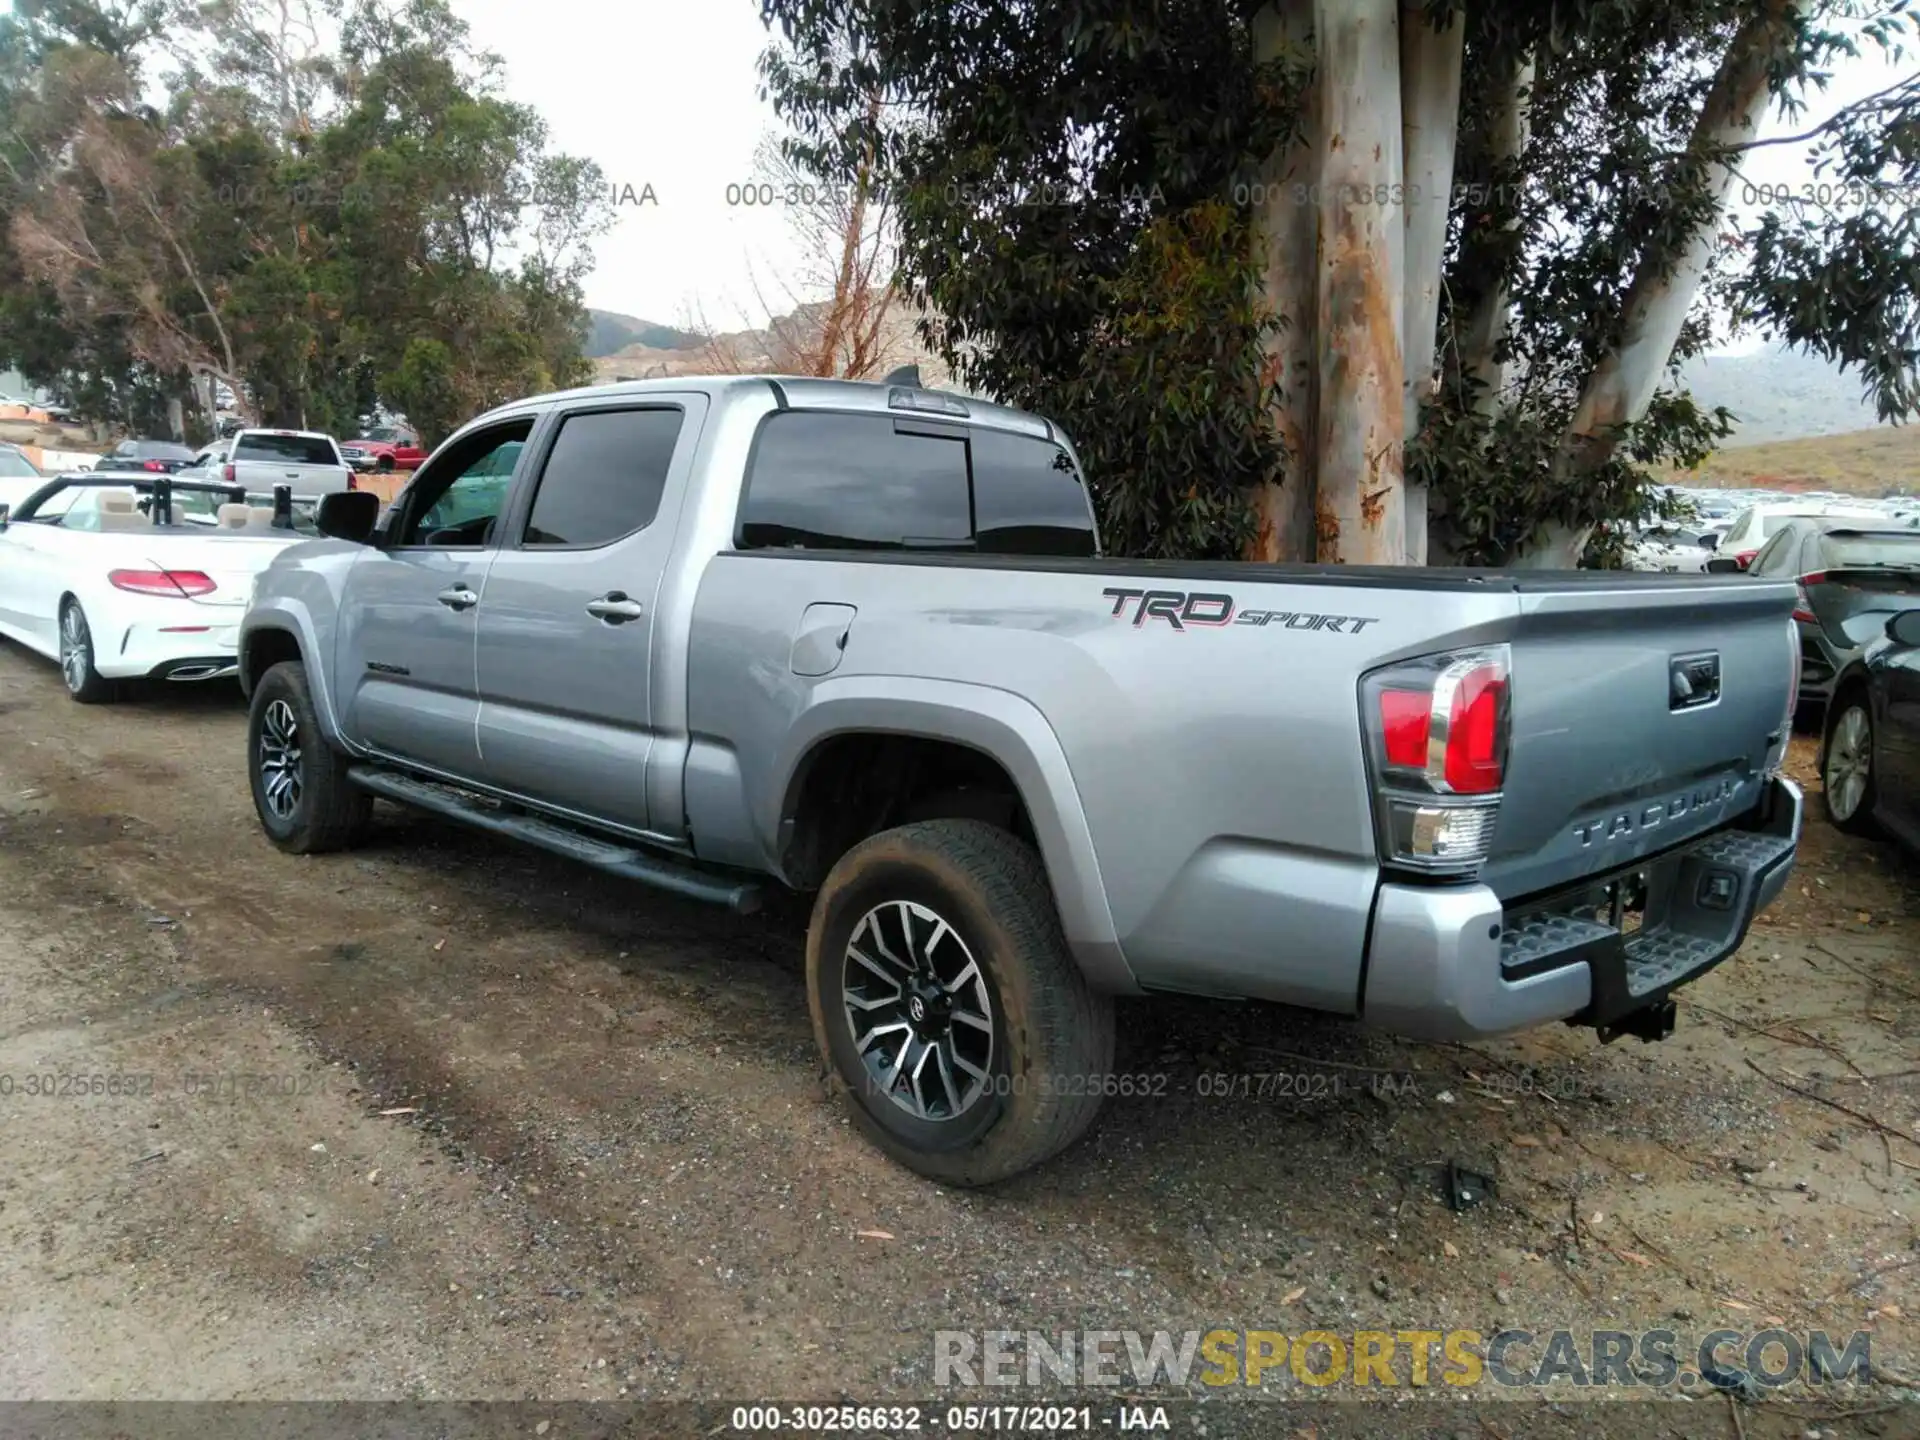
[0,473,307,702]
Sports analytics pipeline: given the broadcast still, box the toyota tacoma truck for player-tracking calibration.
[238,376,1804,1185]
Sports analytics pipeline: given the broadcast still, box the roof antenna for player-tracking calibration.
[882,364,922,388]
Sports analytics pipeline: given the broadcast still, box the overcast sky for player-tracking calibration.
[4,0,1910,342]
[449,0,1908,345]
[454,0,796,333]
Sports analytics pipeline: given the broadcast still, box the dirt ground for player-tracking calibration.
[1,640,1917,1438]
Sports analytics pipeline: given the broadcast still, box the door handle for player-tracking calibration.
[436,586,479,611]
[586,592,644,624]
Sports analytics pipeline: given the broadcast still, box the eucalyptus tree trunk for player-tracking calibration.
[1510,0,1794,568]
[1312,0,1406,565]
[1560,1,1793,475]
[1398,1,1463,565]
[1455,52,1534,417]
[1248,0,1321,563]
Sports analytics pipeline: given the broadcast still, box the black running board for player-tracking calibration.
[347,766,766,914]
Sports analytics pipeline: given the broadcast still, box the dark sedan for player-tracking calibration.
[1822,608,1920,851]
[107,437,199,473]
[1714,520,1920,720]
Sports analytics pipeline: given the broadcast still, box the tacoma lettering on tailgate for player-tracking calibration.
[1570,776,1743,847]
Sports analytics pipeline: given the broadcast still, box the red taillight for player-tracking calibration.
[1442,664,1508,794]
[1792,573,1820,624]
[1363,646,1512,875]
[346,472,358,490]
[109,568,216,598]
[142,459,166,471]
[222,462,236,483]
[1379,690,1432,769]
[1734,549,1759,569]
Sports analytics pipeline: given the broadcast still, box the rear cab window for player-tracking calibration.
[235,433,338,466]
[737,411,1095,556]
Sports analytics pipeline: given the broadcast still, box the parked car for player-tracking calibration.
[238,376,1803,1184]
[1721,520,1920,720]
[185,428,355,498]
[339,445,380,475]
[1821,608,1920,852]
[0,474,307,701]
[107,437,199,473]
[347,424,428,472]
[1625,523,1721,573]
[0,442,43,511]
[1714,502,1889,570]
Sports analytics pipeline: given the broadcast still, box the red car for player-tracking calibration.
[346,425,428,471]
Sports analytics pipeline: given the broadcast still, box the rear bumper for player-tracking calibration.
[98,614,243,680]
[1360,774,1802,1042]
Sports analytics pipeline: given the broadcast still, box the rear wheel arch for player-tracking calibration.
[780,731,1039,892]
[771,688,1131,993]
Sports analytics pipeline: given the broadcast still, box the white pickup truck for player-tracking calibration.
[189,429,355,499]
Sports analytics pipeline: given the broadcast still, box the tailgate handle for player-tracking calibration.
[1670,651,1720,711]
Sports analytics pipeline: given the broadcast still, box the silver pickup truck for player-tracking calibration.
[238,376,1804,1184]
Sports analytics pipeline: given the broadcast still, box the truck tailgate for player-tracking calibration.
[1481,576,1798,901]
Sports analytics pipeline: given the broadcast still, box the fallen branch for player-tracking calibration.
[1744,1058,1920,1153]
[1685,999,1864,1077]
[1811,941,1920,1003]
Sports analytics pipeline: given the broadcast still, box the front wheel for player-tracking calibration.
[1823,694,1881,837]
[806,819,1115,1186]
[247,660,373,854]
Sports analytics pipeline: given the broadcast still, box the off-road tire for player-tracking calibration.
[248,659,373,854]
[806,818,1115,1186]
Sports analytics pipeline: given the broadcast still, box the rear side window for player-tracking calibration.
[1750,530,1797,575]
[738,411,1094,555]
[740,412,970,550]
[235,433,337,465]
[522,407,685,548]
[971,428,1096,556]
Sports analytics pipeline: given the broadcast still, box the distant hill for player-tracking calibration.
[590,297,954,389]
[1677,343,1885,444]
[583,309,704,360]
[1679,423,1920,496]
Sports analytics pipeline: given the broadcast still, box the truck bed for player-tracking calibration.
[688,547,1798,1016]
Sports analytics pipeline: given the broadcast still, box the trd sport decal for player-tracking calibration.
[1101,587,1379,634]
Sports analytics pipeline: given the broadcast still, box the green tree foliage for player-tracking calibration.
[0,0,610,444]
[765,0,1296,559]
[761,0,1920,565]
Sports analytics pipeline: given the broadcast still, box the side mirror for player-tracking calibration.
[315,489,380,544]
[1705,556,1743,574]
[1699,533,1719,550]
[0,503,9,530]
[1887,609,1920,648]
